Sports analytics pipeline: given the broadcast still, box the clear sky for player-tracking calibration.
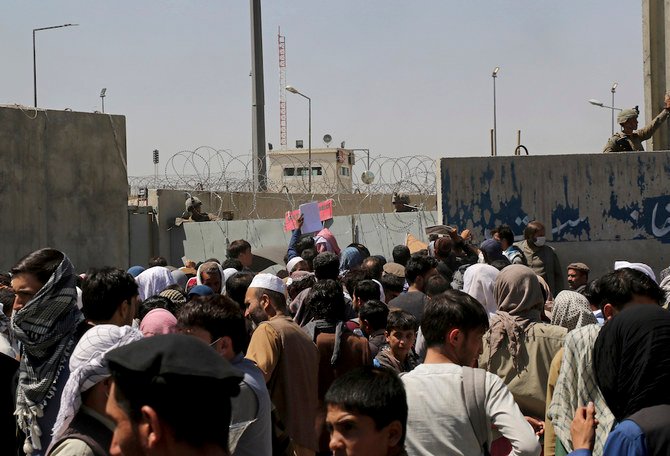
[3,1,646,176]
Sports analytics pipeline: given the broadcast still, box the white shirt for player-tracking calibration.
[402,363,540,456]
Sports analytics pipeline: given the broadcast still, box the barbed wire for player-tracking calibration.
[128,146,436,196]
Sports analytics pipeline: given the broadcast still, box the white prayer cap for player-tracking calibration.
[249,273,286,294]
[614,261,657,283]
[286,257,304,274]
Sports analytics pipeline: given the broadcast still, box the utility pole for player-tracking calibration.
[250,0,267,191]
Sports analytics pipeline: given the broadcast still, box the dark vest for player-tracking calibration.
[628,404,670,456]
[47,410,112,456]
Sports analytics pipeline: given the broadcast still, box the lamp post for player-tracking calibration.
[285,85,312,193]
[588,98,622,134]
[33,23,78,107]
[611,82,618,135]
[492,66,500,156]
[100,88,107,113]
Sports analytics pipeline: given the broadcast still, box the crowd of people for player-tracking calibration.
[1,216,670,456]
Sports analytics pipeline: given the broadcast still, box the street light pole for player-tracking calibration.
[492,66,500,156]
[100,88,107,113]
[611,82,618,135]
[285,85,312,193]
[32,23,78,107]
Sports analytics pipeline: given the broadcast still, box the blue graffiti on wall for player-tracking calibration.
[604,193,670,243]
[551,205,590,241]
[550,176,590,241]
[643,195,670,242]
[605,192,642,227]
[442,163,530,237]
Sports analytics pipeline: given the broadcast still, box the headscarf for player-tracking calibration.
[550,290,597,331]
[339,246,366,274]
[371,279,386,303]
[314,228,341,256]
[139,308,178,337]
[52,325,143,441]
[594,305,670,421]
[11,254,85,454]
[127,265,145,278]
[463,263,500,316]
[660,274,670,308]
[487,264,544,370]
[286,257,304,274]
[135,266,176,301]
[195,261,226,295]
[171,269,188,290]
[536,275,554,313]
[222,267,239,295]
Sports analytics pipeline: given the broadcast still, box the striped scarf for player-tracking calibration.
[11,255,84,454]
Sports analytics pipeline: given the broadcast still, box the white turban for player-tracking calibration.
[52,324,143,441]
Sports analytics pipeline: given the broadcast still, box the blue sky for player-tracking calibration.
[3,2,645,176]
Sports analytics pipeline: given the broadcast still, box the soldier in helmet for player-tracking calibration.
[392,193,416,212]
[183,196,212,222]
[603,93,670,152]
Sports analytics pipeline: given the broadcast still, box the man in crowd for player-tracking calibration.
[517,221,564,295]
[245,273,319,455]
[566,262,589,294]
[81,267,139,326]
[388,253,438,323]
[392,245,411,267]
[49,325,143,454]
[177,294,272,456]
[228,239,254,270]
[105,334,243,455]
[498,225,526,265]
[547,267,665,455]
[402,290,540,455]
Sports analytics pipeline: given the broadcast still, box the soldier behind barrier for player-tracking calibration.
[603,93,670,152]
[392,193,417,212]
[182,196,214,222]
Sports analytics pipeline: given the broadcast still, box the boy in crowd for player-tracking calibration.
[325,366,408,456]
[358,300,390,357]
[374,309,419,374]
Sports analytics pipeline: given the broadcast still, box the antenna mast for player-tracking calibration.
[278,27,287,149]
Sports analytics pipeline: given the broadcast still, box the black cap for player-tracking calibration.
[105,333,243,392]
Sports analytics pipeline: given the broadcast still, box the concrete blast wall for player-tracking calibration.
[150,189,437,265]
[439,151,670,281]
[178,211,438,269]
[0,106,129,272]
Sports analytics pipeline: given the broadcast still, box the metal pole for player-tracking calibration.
[490,129,494,156]
[612,87,615,136]
[250,0,267,192]
[493,75,497,156]
[32,24,78,108]
[33,30,37,107]
[308,96,312,193]
[102,96,105,113]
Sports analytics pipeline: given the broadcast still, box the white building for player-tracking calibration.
[268,147,354,193]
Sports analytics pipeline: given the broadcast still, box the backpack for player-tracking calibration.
[461,366,492,455]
